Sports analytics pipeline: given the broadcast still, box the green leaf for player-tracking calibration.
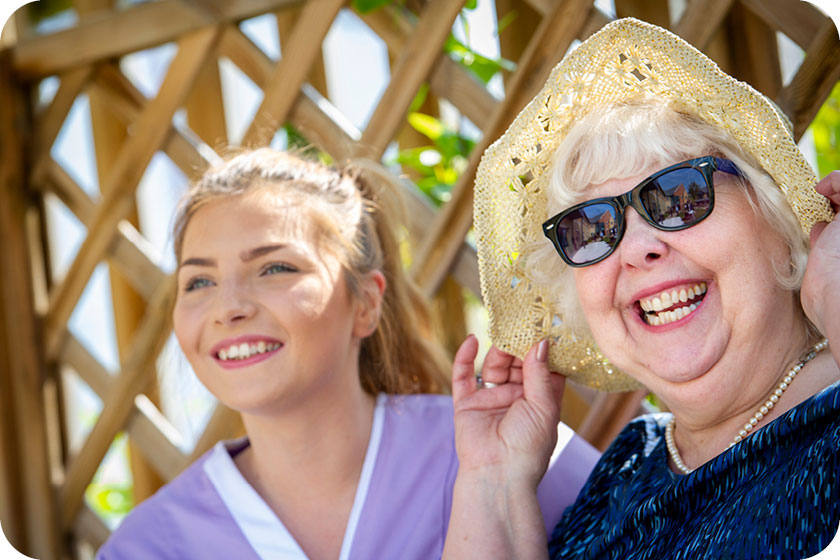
[408,112,445,141]
[352,0,394,13]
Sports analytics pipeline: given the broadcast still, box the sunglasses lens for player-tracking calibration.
[639,167,712,229]
[555,203,620,265]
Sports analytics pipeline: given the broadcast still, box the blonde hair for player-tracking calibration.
[527,98,809,336]
[173,148,450,395]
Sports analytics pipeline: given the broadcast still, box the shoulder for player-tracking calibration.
[381,393,454,434]
[97,442,250,559]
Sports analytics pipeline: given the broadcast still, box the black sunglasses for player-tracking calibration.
[542,156,742,267]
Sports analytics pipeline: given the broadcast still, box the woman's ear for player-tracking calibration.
[353,269,386,338]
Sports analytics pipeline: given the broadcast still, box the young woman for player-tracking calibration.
[97,149,599,559]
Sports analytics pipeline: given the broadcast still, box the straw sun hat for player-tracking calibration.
[474,18,835,392]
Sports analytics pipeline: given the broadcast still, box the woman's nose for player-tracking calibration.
[617,209,670,269]
[213,285,257,325]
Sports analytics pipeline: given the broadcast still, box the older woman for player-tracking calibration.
[443,18,840,560]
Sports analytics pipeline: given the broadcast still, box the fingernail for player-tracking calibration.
[537,339,549,363]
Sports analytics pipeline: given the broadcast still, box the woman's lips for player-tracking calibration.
[211,338,283,369]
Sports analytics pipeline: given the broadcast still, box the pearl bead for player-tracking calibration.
[759,406,768,415]
[755,412,764,420]
[766,401,774,409]
[774,388,784,397]
[739,429,747,437]
[770,394,779,403]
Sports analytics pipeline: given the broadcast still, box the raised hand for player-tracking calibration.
[450,336,566,486]
[802,172,840,351]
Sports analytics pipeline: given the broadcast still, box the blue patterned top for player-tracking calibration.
[549,381,840,559]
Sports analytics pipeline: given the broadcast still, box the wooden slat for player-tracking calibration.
[359,7,497,130]
[186,56,228,149]
[0,50,60,559]
[59,275,176,530]
[277,5,329,97]
[777,19,840,140]
[188,404,243,463]
[61,336,188,481]
[108,222,167,302]
[410,0,594,296]
[577,390,647,451]
[73,504,110,552]
[91,64,214,180]
[241,0,345,146]
[741,0,827,51]
[615,0,670,27]
[43,27,221,360]
[36,159,166,302]
[33,66,95,159]
[356,0,465,156]
[12,0,305,79]
[673,0,736,50]
[725,2,782,99]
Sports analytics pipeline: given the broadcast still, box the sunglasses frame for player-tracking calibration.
[542,156,742,267]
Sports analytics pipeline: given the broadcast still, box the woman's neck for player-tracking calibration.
[238,385,377,498]
[667,336,837,471]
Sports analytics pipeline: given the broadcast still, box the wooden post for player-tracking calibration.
[0,50,60,559]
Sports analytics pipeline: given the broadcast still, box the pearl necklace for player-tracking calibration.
[665,338,829,475]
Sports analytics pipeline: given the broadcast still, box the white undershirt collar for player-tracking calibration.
[203,394,387,559]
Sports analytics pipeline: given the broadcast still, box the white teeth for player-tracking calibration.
[217,341,281,360]
[639,282,708,325]
[648,304,697,326]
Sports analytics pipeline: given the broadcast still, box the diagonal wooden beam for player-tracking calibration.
[37,158,166,303]
[90,63,214,180]
[673,0,737,50]
[12,0,304,79]
[42,27,221,360]
[59,274,176,530]
[355,0,466,157]
[777,18,840,140]
[740,0,827,51]
[61,335,188,481]
[32,66,95,160]
[358,6,497,131]
[241,0,345,146]
[410,0,594,296]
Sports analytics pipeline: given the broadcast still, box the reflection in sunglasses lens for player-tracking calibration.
[640,168,711,228]
[557,203,619,264]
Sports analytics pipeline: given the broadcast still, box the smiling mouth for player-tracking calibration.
[637,282,707,326]
[217,341,282,361]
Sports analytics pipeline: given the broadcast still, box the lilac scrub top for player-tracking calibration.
[97,394,600,559]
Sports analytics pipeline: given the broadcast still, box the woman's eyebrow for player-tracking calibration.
[240,244,288,262]
[180,256,215,268]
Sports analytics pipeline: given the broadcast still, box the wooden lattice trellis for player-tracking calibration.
[0,1,838,558]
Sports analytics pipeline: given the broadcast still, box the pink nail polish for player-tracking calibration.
[537,339,548,362]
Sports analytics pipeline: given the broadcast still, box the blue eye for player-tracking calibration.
[184,277,213,292]
[262,263,297,275]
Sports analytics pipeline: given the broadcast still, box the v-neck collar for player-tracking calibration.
[203,394,387,559]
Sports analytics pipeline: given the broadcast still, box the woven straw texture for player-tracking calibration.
[474,18,835,392]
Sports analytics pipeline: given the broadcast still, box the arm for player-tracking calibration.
[442,336,565,560]
[802,171,840,367]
